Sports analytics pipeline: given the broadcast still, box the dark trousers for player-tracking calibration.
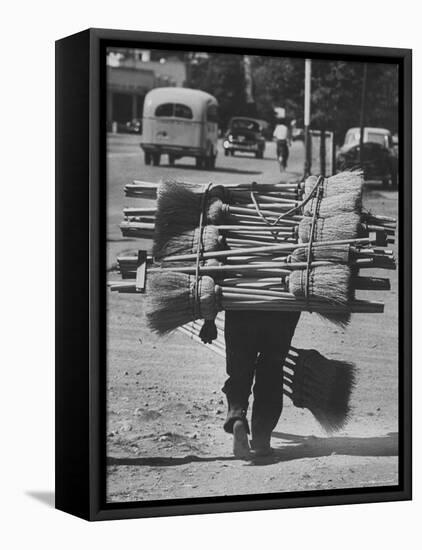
[222,310,300,441]
[276,139,289,168]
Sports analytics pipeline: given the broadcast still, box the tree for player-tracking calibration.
[187,53,248,130]
[184,50,398,142]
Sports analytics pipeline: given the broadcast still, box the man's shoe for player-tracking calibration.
[232,420,251,459]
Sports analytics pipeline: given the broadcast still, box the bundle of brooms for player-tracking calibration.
[178,318,356,434]
[110,256,387,333]
[119,174,396,248]
[111,171,396,332]
[121,179,395,243]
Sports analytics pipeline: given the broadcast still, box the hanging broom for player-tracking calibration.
[145,272,220,335]
[177,321,357,434]
[283,347,357,433]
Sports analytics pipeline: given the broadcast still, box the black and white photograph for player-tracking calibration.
[105,43,405,505]
[3,0,421,542]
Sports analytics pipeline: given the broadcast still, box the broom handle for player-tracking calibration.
[128,180,300,194]
[225,237,293,247]
[123,207,157,215]
[177,326,226,358]
[222,299,384,313]
[220,224,296,231]
[229,205,294,217]
[162,237,375,263]
[125,216,156,224]
[242,203,300,211]
[222,277,282,287]
[227,235,296,244]
[120,221,155,230]
[150,264,293,275]
[230,214,303,225]
[249,195,299,205]
[354,276,391,291]
[366,213,397,224]
[221,287,288,298]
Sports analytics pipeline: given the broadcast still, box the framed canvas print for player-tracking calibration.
[55,28,412,521]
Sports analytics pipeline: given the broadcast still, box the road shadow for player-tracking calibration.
[107,432,398,468]
[26,491,55,508]
[248,431,399,466]
[108,455,240,467]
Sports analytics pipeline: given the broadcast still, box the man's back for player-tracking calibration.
[273,123,289,141]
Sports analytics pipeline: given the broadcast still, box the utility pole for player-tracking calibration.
[359,63,368,168]
[304,59,312,177]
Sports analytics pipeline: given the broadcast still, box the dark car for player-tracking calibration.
[336,127,398,187]
[223,117,267,159]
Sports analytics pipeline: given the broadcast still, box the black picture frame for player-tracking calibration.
[55,28,412,521]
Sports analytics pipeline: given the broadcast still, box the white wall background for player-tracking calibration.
[0,1,419,547]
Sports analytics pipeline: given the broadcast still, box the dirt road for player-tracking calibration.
[106,134,399,503]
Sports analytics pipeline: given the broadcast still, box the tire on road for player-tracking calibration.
[195,157,204,169]
[152,153,161,166]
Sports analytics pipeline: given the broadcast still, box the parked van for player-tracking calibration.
[141,87,219,169]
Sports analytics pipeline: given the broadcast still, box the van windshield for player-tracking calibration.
[366,132,387,146]
[155,103,193,119]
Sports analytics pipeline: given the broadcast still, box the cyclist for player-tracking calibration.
[273,118,291,171]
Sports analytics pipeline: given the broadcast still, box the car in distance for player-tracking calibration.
[125,118,142,134]
[223,117,267,159]
[336,127,398,187]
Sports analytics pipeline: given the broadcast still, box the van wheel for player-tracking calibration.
[145,152,152,165]
[168,154,175,166]
[152,153,161,166]
[207,154,216,170]
[196,157,204,169]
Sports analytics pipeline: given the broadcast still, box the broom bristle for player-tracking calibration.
[206,198,227,224]
[298,213,363,243]
[304,171,363,198]
[285,348,357,433]
[146,272,219,335]
[155,181,204,229]
[291,244,351,263]
[288,265,353,305]
[304,190,362,218]
[325,170,363,197]
[153,225,222,260]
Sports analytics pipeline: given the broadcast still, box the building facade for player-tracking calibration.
[106,51,187,128]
